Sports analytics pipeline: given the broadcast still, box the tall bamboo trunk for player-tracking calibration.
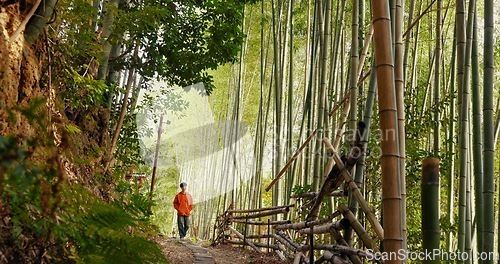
[446,29,457,252]
[482,0,495,260]
[421,158,440,264]
[348,63,377,244]
[271,0,283,209]
[456,0,468,256]
[471,9,483,254]
[394,0,406,251]
[371,1,402,262]
[433,0,441,155]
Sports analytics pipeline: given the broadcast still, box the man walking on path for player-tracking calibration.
[173,182,193,239]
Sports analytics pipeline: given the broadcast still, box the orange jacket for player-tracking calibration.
[173,192,193,216]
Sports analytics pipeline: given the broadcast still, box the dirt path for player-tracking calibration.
[158,237,292,264]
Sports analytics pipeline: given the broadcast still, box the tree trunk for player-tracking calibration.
[482,0,495,260]
[421,158,440,264]
[371,0,402,262]
[471,9,483,254]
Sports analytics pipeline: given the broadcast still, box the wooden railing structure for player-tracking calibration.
[213,122,384,263]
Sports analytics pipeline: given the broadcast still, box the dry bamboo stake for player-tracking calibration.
[293,252,302,264]
[329,230,364,264]
[291,190,346,198]
[329,91,350,117]
[357,24,374,80]
[227,226,261,252]
[300,198,315,210]
[339,204,379,252]
[9,0,42,43]
[228,204,295,214]
[324,138,384,241]
[244,234,274,239]
[330,229,349,246]
[276,242,293,259]
[231,219,291,225]
[224,240,279,250]
[297,244,368,258]
[275,249,286,261]
[230,207,290,220]
[273,234,296,252]
[276,211,341,230]
[265,130,318,191]
[306,123,366,222]
[280,231,300,249]
[333,99,352,150]
[298,219,350,234]
[403,0,437,37]
[321,251,351,264]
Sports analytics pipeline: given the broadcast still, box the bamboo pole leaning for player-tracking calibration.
[228,204,295,214]
[297,244,368,258]
[231,219,291,226]
[339,204,379,252]
[291,190,346,198]
[265,130,318,192]
[227,226,261,252]
[230,207,290,220]
[276,211,341,230]
[224,240,278,250]
[305,122,366,221]
[325,139,384,241]
[297,219,350,234]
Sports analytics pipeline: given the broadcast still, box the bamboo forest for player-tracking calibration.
[2,0,500,263]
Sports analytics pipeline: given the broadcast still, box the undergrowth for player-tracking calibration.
[0,99,167,263]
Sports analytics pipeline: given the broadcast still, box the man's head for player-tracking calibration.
[180,182,187,192]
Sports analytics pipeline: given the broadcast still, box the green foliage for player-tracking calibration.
[114,113,144,171]
[63,69,109,110]
[0,100,167,263]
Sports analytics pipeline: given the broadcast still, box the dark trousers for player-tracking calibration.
[177,215,189,238]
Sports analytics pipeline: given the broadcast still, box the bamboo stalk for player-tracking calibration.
[297,244,368,258]
[339,204,379,252]
[291,190,346,198]
[276,242,293,259]
[227,226,261,252]
[320,251,353,264]
[356,25,374,80]
[225,239,278,250]
[230,219,291,226]
[394,0,407,251]
[305,122,366,221]
[230,207,290,220]
[371,0,403,260]
[228,204,295,214]
[244,234,274,239]
[471,9,484,253]
[421,158,440,263]
[266,130,318,192]
[10,0,42,43]
[276,211,341,230]
[402,0,437,38]
[274,234,298,253]
[297,219,350,234]
[325,139,384,241]
[482,0,495,260]
[333,99,352,150]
